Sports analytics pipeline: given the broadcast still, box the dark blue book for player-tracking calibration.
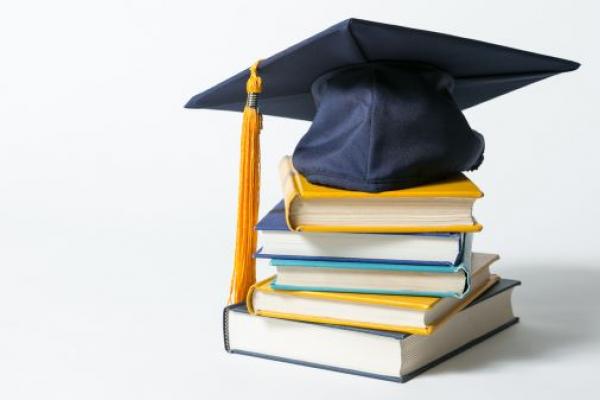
[256,201,470,266]
[224,279,520,382]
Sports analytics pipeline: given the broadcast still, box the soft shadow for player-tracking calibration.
[426,264,600,375]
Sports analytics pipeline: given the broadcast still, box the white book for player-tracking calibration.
[224,279,519,382]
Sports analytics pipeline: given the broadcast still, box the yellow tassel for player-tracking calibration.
[229,61,263,304]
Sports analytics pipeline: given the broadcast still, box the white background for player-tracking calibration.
[1,1,599,398]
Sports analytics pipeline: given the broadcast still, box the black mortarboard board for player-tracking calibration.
[186,18,579,118]
[186,18,578,191]
[185,18,579,302]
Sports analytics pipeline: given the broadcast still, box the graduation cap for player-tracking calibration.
[185,18,579,303]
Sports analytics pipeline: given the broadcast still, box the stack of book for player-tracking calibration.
[224,156,520,382]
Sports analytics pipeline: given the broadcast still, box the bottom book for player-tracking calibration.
[223,279,520,382]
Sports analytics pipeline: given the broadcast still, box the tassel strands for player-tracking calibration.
[229,62,263,304]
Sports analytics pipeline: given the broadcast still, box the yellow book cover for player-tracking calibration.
[278,156,483,233]
[247,274,499,335]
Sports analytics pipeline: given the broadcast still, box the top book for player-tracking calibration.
[278,156,483,233]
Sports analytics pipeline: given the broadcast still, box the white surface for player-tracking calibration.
[0,1,598,399]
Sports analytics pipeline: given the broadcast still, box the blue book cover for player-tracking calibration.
[256,200,290,231]
[255,201,469,266]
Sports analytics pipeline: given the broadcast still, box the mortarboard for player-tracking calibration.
[185,18,579,303]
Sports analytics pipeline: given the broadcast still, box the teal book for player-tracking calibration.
[268,245,491,300]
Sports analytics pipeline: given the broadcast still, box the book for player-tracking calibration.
[256,201,471,266]
[270,252,495,298]
[225,279,520,382]
[279,156,483,233]
[248,254,498,335]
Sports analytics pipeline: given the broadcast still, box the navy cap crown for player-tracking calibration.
[292,63,485,192]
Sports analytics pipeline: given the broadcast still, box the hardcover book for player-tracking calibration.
[269,251,491,299]
[225,279,520,382]
[256,201,472,266]
[247,253,499,335]
[278,156,483,233]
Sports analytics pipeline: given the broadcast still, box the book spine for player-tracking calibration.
[246,277,270,315]
[455,233,473,266]
[223,304,235,352]
[278,156,301,231]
